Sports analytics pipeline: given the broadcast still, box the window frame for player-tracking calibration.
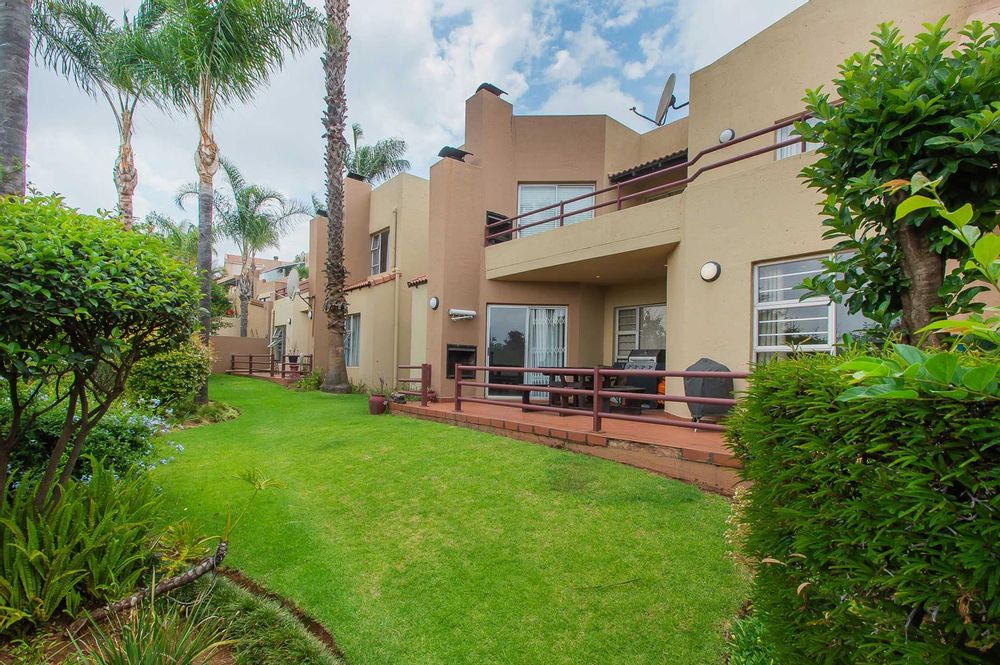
[752,255,844,362]
[774,115,822,160]
[370,228,390,275]
[614,303,666,363]
[516,183,596,238]
[344,313,360,367]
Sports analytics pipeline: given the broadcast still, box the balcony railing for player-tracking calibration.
[453,365,749,433]
[484,112,812,244]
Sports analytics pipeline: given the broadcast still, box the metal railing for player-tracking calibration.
[485,112,812,243]
[453,365,748,433]
[396,363,433,406]
[231,354,313,379]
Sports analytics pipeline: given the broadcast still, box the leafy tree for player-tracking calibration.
[178,158,305,337]
[140,0,323,400]
[345,122,409,184]
[0,0,30,195]
[0,196,199,505]
[321,0,351,393]
[799,18,1000,345]
[32,0,165,227]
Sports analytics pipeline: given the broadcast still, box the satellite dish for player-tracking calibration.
[655,73,677,125]
[286,268,300,300]
[631,72,690,127]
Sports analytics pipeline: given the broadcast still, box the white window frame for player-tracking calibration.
[344,313,360,367]
[753,255,846,362]
[370,229,389,275]
[485,304,568,399]
[516,183,596,238]
[614,303,666,363]
[775,116,822,160]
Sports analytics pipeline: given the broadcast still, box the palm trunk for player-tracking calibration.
[238,272,251,337]
[195,132,219,404]
[321,0,351,393]
[114,109,138,229]
[0,0,30,196]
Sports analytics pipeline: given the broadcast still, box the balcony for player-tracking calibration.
[484,112,813,282]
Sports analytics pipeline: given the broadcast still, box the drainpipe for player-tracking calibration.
[392,207,401,384]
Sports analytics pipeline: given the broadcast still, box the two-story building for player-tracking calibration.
[291,0,995,408]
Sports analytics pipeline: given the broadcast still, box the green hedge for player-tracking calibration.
[726,353,999,663]
[126,339,212,411]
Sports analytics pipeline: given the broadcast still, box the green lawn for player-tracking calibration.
[154,375,747,664]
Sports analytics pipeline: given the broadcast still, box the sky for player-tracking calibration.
[26,0,807,261]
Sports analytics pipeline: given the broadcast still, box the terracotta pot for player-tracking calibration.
[369,394,388,415]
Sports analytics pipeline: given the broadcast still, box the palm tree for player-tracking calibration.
[147,211,199,266]
[321,0,351,394]
[179,158,305,337]
[345,123,409,184]
[141,0,323,401]
[0,0,30,195]
[32,0,165,228]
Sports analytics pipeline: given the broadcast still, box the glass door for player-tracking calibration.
[486,305,567,398]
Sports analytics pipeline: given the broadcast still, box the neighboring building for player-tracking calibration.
[290,0,996,410]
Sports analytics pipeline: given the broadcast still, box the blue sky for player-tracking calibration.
[25,0,806,258]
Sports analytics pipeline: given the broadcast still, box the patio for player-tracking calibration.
[391,399,742,494]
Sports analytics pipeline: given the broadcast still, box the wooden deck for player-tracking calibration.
[391,400,743,494]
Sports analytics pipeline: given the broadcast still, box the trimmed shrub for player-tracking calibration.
[0,461,163,634]
[727,353,999,663]
[126,339,212,410]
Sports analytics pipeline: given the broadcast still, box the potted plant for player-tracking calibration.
[286,345,301,379]
[369,378,388,415]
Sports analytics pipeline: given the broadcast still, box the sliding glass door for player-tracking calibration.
[486,305,567,397]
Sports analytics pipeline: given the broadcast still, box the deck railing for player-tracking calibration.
[453,365,748,433]
[485,112,813,243]
[231,353,313,379]
[396,363,433,406]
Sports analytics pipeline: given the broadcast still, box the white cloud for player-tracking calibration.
[666,0,807,71]
[536,76,648,132]
[623,24,671,80]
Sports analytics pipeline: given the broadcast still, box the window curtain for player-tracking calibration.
[526,307,567,398]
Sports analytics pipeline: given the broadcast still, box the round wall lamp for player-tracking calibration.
[719,128,736,143]
[700,261,722,282]
[429,296,440,310]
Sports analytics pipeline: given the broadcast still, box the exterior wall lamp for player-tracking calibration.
[700,261,722,282]
[429,296,440,310]
[719,128,736,143]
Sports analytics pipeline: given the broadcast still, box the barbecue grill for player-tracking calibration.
[683,357,734,421]
[615,349,666,408]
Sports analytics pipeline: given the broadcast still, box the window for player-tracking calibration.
[753,256,871,363]
[344,314,360,367]
[775,116,822,160]
[517,184,595,238]
[615,304,666,362]
[370,229,389,275]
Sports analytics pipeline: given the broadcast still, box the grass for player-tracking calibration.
[153,375,748,664]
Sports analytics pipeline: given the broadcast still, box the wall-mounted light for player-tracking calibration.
[287,317,292,325]
[700,261,722,282]
[429,296,440,310]
[719,128,736,143]
[307,310,313,320]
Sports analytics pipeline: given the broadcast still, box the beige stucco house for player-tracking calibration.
[270,0,997,407]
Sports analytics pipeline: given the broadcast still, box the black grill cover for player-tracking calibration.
[684,357,734,420]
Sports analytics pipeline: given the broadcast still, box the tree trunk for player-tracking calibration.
[195,133,219,404]
[238,272,251,337]
[114,110,138,229]
[896,221,946,347]
[0,0,30,196]
[321,0,352,394]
